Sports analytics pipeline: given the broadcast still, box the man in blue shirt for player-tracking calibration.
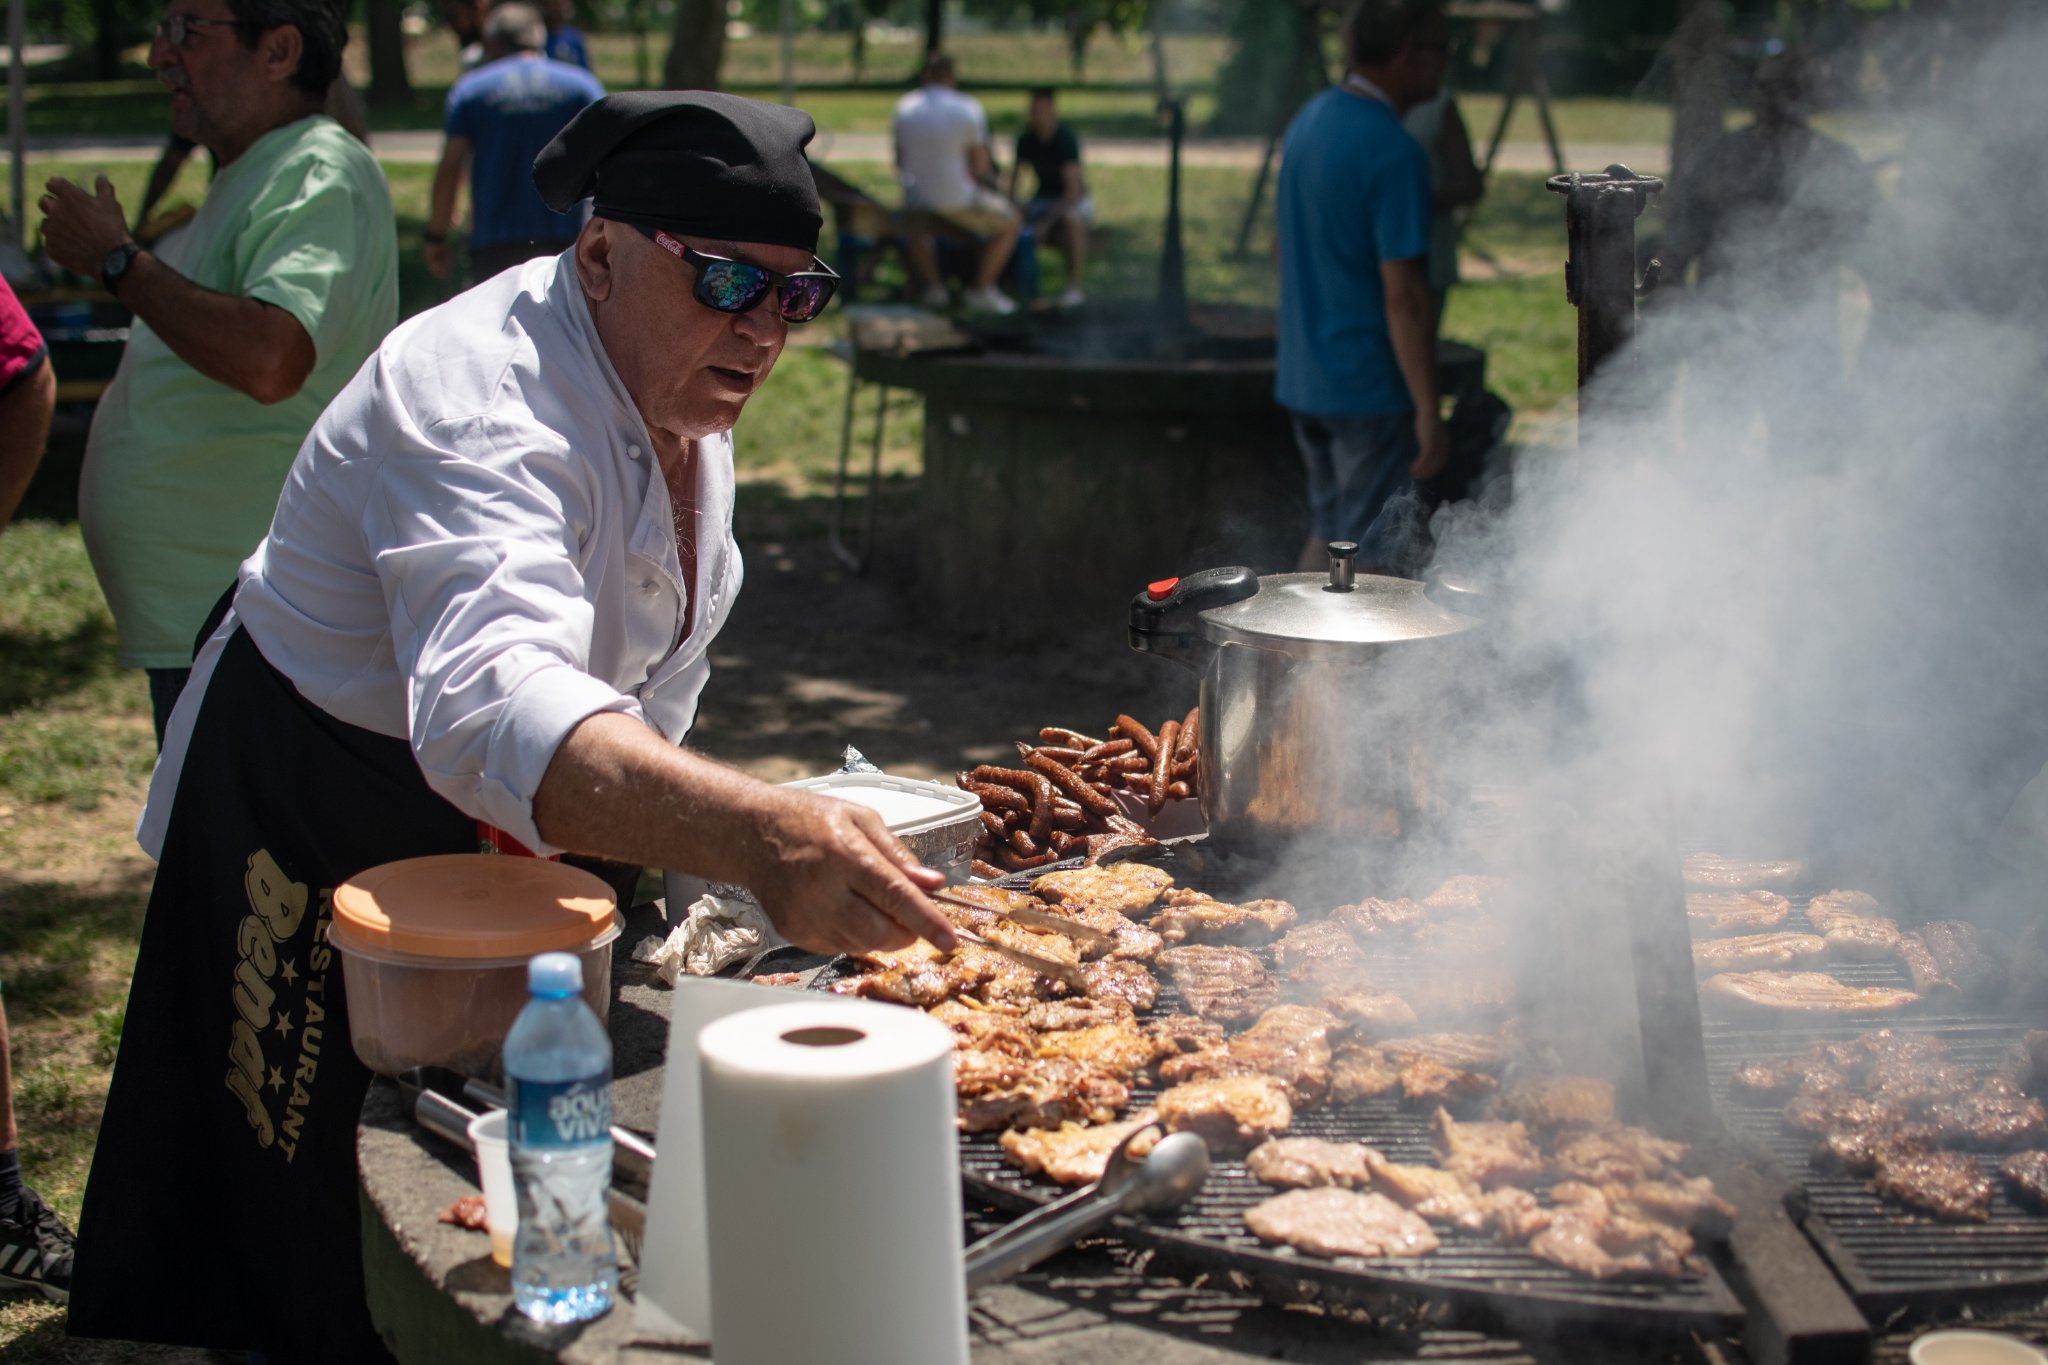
[1275,0,1451,569]
[426,2,604,284]
[543,0,591,69]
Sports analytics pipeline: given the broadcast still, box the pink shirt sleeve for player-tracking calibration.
[0,277,47,394]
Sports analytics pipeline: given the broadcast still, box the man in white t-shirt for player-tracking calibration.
[891,52,1020,314]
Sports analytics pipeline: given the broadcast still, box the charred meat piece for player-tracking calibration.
[1361,1150,1490,1230]
[1998,1150,2048,1211]
[1898,920,2004,1000]
[1321,987,1420,1035]
[1813,1125,1937,1177]
[1551,1124,1688,1184]
[1157,1005,1340,1106]
[1730,1055,1836,1102]
[1243,1188,1439,1259]
[1378,1032,1514,1071]
[1866,1062,1978,1113]
[1783,1093,1908,1137]
[1020,997,1132,1032]
[1924,1081,2048,1151]
[1152,890,1299,947]
[1157,1074,1293,1150]
[954,1049,1130,1132]
[1141,1012,1226,1057]
[1692,932,1828,972]
[1043,902,1164,962]
[1421,874,1506,914]
[1396,1055,1498,1108]
[1686,890,1792,933]
[1330,1042,1402,1103]
[1482,1187,1553,1244]
[1400,967,1519,1025]
[1503,1076,1617,1133]
[1432,1108,1546,1188]
[1605,1176,1736,1237]
[1155,945,1281,1024]
[1681,854,1808,891]
[1805,889,1903,960]
[926,1001,1037,1056]
[1531,1184,1693,1280]
[1033,1021,1161,1080]
[999,1112,1160,1185]
[1078,958,1160,1013]
[1272,920,1373,998]
[1701,971,1919,1016]
[1329,897,1428,942]
[1245,1137,1378,1190]
[1873,1150,1993,1222]
[1032,862,1175,918]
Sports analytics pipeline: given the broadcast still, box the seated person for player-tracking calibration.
[1008,86,1092,309]
[892,52,1020,314]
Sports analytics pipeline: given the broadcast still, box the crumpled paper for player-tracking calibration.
[636,891,781,985]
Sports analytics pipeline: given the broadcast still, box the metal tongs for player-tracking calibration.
[962,1122,1210,1291]
[932,887,1113,992]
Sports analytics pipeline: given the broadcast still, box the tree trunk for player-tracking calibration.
[924,0,943,59]
[93,0,121,79]
[664,0,728,89]
[851,11,866,81]
[365,0,413,102]
[1148,0,1169,101]
[1067,10,1091,81]
[1669,0,1728,196]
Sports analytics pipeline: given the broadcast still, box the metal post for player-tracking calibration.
[1157,96,1187,330]
[9,0,25,255]
[1545,164,1663,391]
[778,0,794,108]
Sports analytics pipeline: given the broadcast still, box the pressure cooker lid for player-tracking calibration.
[1198,543,1478,651]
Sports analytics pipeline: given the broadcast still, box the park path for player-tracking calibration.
[23,128,1667,173]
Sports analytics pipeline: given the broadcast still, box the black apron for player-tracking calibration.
[68,623,476,1360]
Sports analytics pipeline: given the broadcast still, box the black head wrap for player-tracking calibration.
[533,91,823,253]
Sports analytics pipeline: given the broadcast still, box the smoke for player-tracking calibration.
[1416,14,2048,929]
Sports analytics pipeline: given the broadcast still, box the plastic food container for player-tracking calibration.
[784,772,982,881]
[330,854,621,1079]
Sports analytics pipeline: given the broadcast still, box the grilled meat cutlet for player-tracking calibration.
[1604,1176,1736,1237]
[1729,1054,1849,1102]
[1142,1012,1227,1056]
[1504,1077,1617,1132]
[1321,987,1420,1034]
[1692,932,1828,972]
[1682,853,1808,891]
[1330,1042,1402,1103]
[1866,1062,1979,1112]
[1329,897,1428,941]
[1244,1188,1439,1259]
[1530,1184,1693,1280]
[1078,958,1160,1012]
[1813,1125,1938,1177]
[1032,1021,1161,1080]
[1151,891,1299,947]
[954,1050,1129,1132]
[1031,861,1175,918]
[1396,1055,1498,1107]
[1157,1005,1339,1106]
[1021,997,1132,1032]
[1701,971,1919,1015]
[1378,1031,1514,1071]
[1360,1150,1491,1230]
[925,1000,1037,1056]
[1897,920,2004,999]
[1924,1080,2048,1151]
[1399,966,1518,1025]
[1550,1124,1688,1184]
[984,919,1084,967]
[1783,1093,1907,1137]
[1685,890,1792,933]
[1805,889,1903,960]
[1872,1149,1993,1222]
[1272,920,1373,998]
[1431,1108,1546,1188]
[1157,1073,1293,1150]
[1999,1150,2048,1211]
[836,952,975,1007]
[1421,874,1506,914]
[1245,1136,1378,1190]
[1045,902,1164,962]
[1155,945,1281,1024]
[999,1112,1160,1185]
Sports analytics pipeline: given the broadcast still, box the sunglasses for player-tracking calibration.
[155,13,261,45]
[639,227,840,324]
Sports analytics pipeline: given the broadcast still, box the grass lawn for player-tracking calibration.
[0,144,1576,1348]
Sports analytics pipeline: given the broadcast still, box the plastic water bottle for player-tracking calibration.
[504,952,617,1323]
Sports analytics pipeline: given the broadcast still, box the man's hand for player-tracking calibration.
[1411,410,1451,481]
[424,239,453,281]
[739,787,957,956]
[39,175,134,280]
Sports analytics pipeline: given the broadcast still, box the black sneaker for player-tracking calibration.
[0,1184,75,1302]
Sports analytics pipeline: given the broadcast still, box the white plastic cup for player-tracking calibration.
[1909,1331,2048,1365]
[467,1110,516,1268]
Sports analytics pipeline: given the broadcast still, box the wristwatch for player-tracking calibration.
[101,242,142,297]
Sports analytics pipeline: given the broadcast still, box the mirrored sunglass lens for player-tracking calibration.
[778,276,835,322]
[698,262,769,313]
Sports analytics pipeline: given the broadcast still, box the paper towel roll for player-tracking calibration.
[634,978,866,1341]
[699,999,968,1365]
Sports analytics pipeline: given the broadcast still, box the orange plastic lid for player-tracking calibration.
[330,854,619,961]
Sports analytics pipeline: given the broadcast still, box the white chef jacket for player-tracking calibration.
[141,250,742,858]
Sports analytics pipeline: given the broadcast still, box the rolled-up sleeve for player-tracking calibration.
[362,409,643,853]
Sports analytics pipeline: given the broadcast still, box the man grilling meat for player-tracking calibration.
[70,92,957,1364]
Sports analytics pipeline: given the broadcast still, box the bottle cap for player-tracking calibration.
[528,951,583,997]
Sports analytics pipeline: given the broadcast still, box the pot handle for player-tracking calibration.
[1127,566,1258,674]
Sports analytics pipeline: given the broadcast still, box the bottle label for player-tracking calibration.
[510,1071,613,1147]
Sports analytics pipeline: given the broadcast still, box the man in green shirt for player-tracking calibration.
[39,0,398,743]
